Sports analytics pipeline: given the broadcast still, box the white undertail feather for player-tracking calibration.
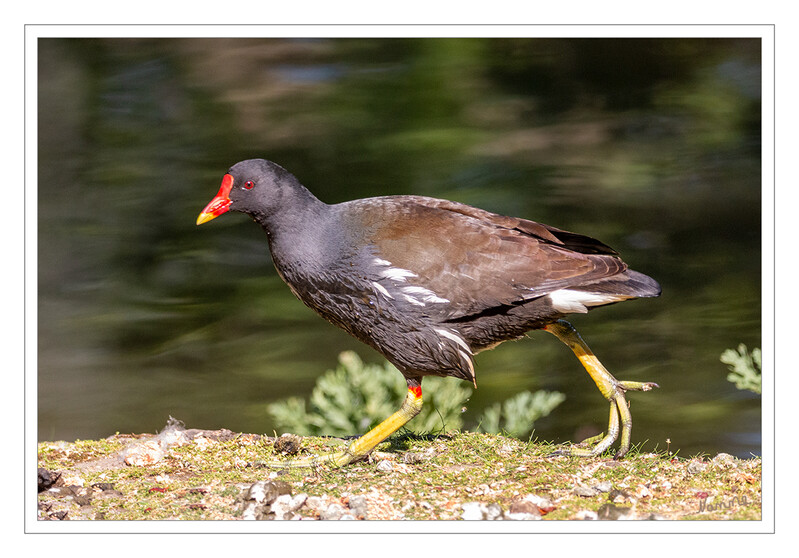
[547,289,630,314]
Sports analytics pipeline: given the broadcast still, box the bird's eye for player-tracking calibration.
[243,180,255,190]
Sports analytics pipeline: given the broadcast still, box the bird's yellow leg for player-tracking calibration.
[262,380,423,468]
[544,319,658,458]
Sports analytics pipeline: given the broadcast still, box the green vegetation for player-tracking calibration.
[476,389,565,438]
[720,344,761,395]
[267,351,564,439]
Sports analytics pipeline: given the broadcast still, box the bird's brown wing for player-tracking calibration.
[362,196,627,319]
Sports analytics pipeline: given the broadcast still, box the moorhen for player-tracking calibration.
[197,159,660,466]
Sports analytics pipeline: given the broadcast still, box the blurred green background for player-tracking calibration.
[37,37,761,457]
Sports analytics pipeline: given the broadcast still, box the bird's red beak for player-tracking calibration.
[196,173,235,225]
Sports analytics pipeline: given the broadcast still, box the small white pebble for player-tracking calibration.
[484,503,503,520]
[461,502,485,520]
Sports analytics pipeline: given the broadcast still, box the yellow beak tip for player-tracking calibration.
[196,212,214,226]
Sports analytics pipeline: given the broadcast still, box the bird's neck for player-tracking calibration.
[258,190,334,279]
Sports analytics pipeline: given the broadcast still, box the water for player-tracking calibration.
[37,37,762,457]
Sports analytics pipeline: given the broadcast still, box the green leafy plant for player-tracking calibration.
[268,351,564,439]
[477,390,566,439]
[720,344,761,395]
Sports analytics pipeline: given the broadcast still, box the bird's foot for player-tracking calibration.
[548,433,606,458]
[543,320,659,459]
[254,447,365,469]
[549,379,660,459]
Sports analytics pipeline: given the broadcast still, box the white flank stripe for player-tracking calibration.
[372,281,393,299]
[460,350,475,379]
[402,293,426,306]
[402,285,450,304]
[381,267,418,282]
[372,257,448,304]
[434,328,472,354]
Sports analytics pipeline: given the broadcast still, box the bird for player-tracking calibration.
[197,158,660,466]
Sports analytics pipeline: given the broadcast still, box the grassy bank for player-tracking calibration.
[36,425,761,522]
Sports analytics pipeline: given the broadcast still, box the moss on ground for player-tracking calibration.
[37,430,762,521]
